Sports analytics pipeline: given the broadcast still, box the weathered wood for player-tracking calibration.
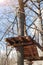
[5,36,43,61]
[27,57,43,61]
[6,36,43,51]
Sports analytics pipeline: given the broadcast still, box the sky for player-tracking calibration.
[0,0,43,57]
[0,1,43,65]
[0,0,18,52]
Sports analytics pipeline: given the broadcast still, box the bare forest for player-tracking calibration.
[0,0,43,65]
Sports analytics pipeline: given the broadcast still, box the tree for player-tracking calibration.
[17,0,25,65]
[0,0,43,65]
[17,0,43,65]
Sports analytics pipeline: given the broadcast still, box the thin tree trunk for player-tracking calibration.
[37,0,43,45]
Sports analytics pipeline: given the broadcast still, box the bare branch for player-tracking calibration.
[7,47,13,57]
[30,0,39,9]
[0,16,17,41]
[25,4,39,16]
[24,0,29,4]
[25,17,38,30]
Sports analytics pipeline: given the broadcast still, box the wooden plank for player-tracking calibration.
[5,36,43,51]
[26,57,43,61]
[5,36,43,61]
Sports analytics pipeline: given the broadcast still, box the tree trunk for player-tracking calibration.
[17,0,25,65]
[35,0,42,45]
[38,0,43,45]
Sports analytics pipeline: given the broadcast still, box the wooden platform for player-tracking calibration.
[5,36,43,61]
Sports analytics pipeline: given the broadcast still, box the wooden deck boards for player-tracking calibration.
[5,36,43,61]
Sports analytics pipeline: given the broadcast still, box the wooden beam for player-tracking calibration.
[26,57,43,61]
[5,36,43,51]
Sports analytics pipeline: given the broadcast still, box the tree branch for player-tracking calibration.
[24,4,39,16]
[24,0,29,4]
[30,0,39,9]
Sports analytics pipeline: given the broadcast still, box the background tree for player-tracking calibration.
[0,0,43,65]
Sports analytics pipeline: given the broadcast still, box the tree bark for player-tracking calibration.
[17,0,25,65]
[37,0,43,45]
